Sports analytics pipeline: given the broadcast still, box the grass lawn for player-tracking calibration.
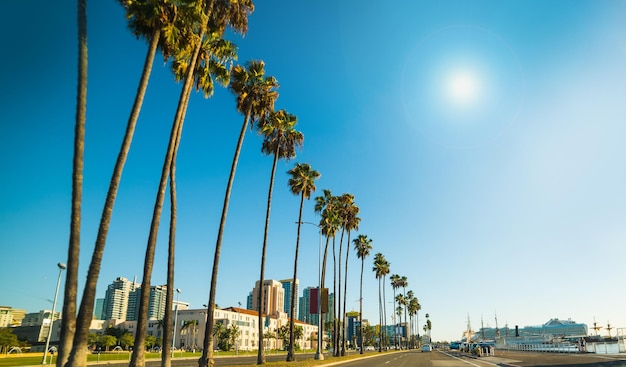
[0,349,376,367]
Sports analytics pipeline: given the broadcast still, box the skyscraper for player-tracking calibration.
[102,277,138,320]
[280,278,299,320]
[250,279,284,318]
[127,285,167,321]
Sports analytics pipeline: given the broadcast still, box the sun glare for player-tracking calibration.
[446,71,480,106]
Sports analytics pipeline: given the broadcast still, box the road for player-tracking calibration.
[90,349,626,367]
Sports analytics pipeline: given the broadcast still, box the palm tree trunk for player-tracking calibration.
[200,111,252,367]
[161,122,180,367]
[60,1,86,366]
[341,231,350,356]
[129,17,203,366]
[65,27,161,367]
[377,278,382,352]
[403,286,407,349]
[319,235,331,352]
[332,237,338,357]
[286,193,304,362]
[382,276,387,350]
[259,143,280,363]
[336,229,344,356]
[358,258,364,354]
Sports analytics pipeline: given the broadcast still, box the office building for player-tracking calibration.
[127,284,167,321]
[280,278,299,320]
[102,277,138,320]
[250,279,285,318]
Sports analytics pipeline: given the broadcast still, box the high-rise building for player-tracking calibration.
[246,291,253,310]
[299,287,313,323]
[94,298,104,320]
[299,288,333,326]
[102,277,138,320]
[127,285,167,321]
[250,279,284,318]
[280,278,299,320]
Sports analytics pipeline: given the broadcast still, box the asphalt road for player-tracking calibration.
[87,350,626,367]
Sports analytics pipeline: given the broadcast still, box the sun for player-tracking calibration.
[446,71,481,106]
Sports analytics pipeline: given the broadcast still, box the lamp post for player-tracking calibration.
[42,262,66,364]
[297,221,324,360]
[172,288,181,356]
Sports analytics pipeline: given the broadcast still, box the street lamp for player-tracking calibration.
[42,262,66,365]
[297,221,324,361]
[172,288,181,356]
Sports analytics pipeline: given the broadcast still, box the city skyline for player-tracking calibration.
[3,1,626,343]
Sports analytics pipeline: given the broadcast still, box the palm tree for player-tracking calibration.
[394,294,405,348]
[339,194,359,356]
[63,2,199,365]
[406,291,418,348]
[372,253,388,352]
[314,190,340,356]
[380,258,390,350]
[129,3,253,367]
[353,234,372,354]
[255,109,303,363]
[389,274,400,349]
[59,1,86,366]
[399,276,408,349]
[214,61,278,365]
[286,163,320,362]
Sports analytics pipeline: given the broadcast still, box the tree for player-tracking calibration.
[130,3,251,367]
[120,333,135,350]
[338,194,360,356]
[99,335,117,352]
[0,328,19,354]
[373,253,389,351]
[59,1,86,366]
[276,325,289,350]
[314,190,343,357]
[389,274,400,348]
[399,276,408,349]
[63,3,202,367]
[212,60,278,366]
[145,335,157,350]
[353,234,372,354]
[286,163,319,361]
[407,292,420,349]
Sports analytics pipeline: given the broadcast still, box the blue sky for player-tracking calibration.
[2,1,626,342]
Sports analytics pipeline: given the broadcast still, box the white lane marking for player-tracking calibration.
[439,351,499,367]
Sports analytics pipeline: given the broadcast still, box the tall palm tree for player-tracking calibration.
[406,290,417,348]
[59,1,86,366]
[127,3,253,367]
[339,194,359,356]
[314,190,340,355]
[255,109,303,363]
[380,259,390,350]
[286,163,320,362]
[389,274,400,349]
[394,294,405,348]
[399,276,408,349]
[353,234,372,354]
[130,33,236,367]
[218,60,278,363]
[372,253,388,352]
[64,2,199,364]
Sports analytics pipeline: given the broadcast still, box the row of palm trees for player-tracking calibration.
[65,2,421,367]
[373,257,424,351]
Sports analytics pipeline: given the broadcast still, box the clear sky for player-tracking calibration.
[2,1,626,342]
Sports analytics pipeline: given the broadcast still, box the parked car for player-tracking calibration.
[421,344,432,352]
[365,345,376,351]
